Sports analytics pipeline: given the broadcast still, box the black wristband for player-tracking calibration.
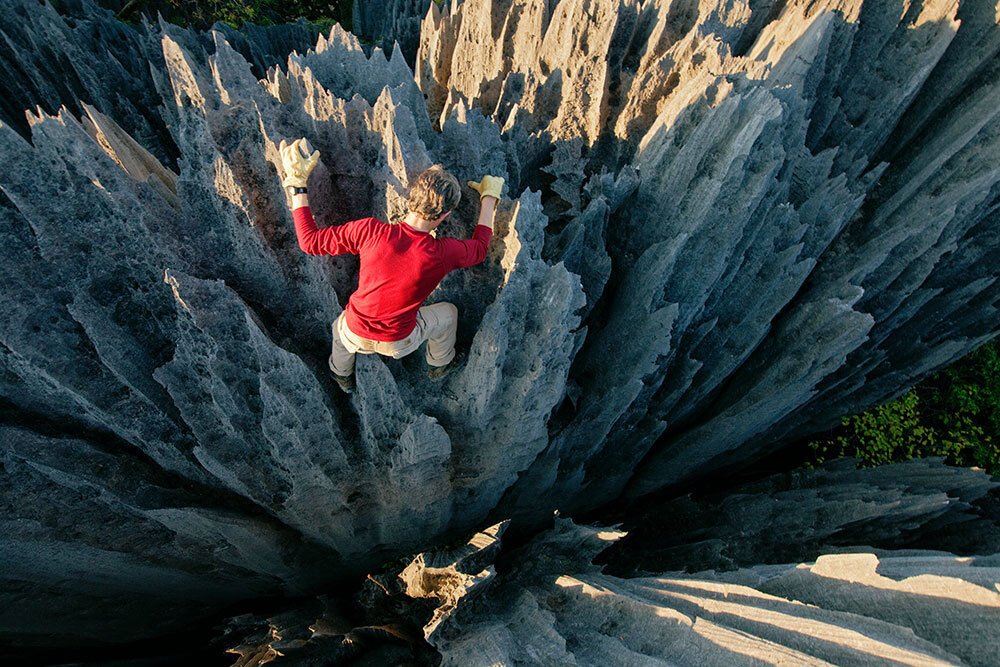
[290,186,308,195]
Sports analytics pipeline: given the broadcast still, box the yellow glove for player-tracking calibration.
[468,175,504,200]
[279,138,320,188]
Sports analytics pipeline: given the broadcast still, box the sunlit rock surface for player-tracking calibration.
[217,521,507,665]
[1,0,999,651]
[431,518,1000,667]
[212,465,1000,666]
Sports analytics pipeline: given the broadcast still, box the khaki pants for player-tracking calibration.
[328,302,458,376]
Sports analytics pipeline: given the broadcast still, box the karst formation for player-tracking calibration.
[1,0,998,662]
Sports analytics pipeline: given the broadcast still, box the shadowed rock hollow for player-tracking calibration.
[1,0,999,655]
[220,459,1000,665]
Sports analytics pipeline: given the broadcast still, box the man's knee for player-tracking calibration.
[421,302,458,335]
[440,302,458,327]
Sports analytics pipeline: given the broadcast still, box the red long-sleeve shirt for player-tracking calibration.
[293,206,492,341]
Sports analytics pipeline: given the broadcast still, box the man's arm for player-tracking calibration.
[291,192,326,255]
[476,195,496,232]
[280,139,372,256]
[450,175,504,268]
[291,193,371,256]
[446,195,497,269]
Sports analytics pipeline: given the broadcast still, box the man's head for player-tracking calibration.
[408,165,461,225]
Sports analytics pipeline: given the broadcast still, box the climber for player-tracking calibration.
[279,137,503,393]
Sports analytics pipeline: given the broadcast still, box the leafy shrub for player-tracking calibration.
[86,0,352,30]
[807,339,1000,475]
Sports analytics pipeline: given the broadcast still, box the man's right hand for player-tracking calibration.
[468,175,504,201]
[280,138,320,188]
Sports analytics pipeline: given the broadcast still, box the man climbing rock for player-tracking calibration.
[279,138,503,393]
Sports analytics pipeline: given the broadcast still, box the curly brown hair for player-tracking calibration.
[408,165,461,220]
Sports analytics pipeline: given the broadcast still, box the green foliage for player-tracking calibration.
[89,0,352,31]
[164,0,262,27]
[807,338,1000,475]
[808,390,939,467]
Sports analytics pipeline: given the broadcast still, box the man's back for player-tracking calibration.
[278,141,501,388]
[292,209,491,342]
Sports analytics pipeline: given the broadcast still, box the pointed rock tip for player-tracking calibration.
[210,29,229,49]
[374,84,402,110]
[27,104,76,127]
[25,104,45,126]
[328,22,361,52]
[163,269,191,313]
[388,40,406,65]
[314,30,328,53]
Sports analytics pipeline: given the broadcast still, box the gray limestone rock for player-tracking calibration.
[600,457,1000,575]
[225,465,999,666]
[0,424,330,646]
[415,0,1000,507]
[351,0,433,66]
[214,520,507,664]
[0,0,999,652]
[431,514,1000,667]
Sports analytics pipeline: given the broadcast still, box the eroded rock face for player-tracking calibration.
[415,0,1000,512]
[212,464,1000,666]
[598,457,1000,575]
[430,517,1000,667]
[351,0,431,65]
[1,0,999,651]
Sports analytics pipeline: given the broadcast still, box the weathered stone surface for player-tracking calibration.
[431,516,1000,667]
[215,521,507,664]
[1,0,999,652]
[600,457,1000,575]
[220,464,999,666]
[351,0,431,65]
[416,0,1000,508]
[0,0,322,166]
[0,424,330,646]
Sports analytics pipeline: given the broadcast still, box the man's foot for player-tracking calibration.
[332,372,355,394]
[428,351,465,382]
